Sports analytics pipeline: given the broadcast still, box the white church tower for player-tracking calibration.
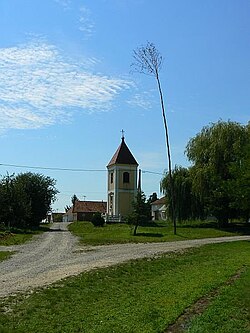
[107,133,138,220]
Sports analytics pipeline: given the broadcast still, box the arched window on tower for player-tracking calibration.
[123,172,130,183]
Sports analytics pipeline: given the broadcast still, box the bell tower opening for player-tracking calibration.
[123,172,130,183]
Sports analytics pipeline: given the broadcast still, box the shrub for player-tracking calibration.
[91,212,105,227]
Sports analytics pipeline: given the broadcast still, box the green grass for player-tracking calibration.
[68,220,248,246]
[188,267,250,333]
[0,251,12,262]
[0,241,249,333]
[0,224,51,246]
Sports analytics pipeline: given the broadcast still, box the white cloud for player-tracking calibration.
[137,151,166,170]
[79,6,95,38]
[54,2,94,39]
[127,91,153,110]
[0,40,131,131]
[54,0,72,10]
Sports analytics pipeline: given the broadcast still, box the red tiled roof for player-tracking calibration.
[151,197,166,205]
[72,200,107,214]
[107,138,138,167]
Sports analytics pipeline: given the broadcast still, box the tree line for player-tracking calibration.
[161,120,250,226]
[0,172,58,228]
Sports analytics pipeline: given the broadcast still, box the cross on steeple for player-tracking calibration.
[121,129,125,140]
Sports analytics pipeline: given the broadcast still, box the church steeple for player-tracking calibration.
[107,136,138,167]
[107,134,138,219]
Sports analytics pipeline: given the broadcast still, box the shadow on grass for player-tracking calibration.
[48,228,68,232]
[179,222,218,229]
[178,222,250,235]
[139,221,167,228]
[218,223,250,235]
[2,224,52,235]
[135,232,164,238]
[35,225,52,232]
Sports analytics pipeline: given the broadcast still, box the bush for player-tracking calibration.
[91,212,105,227]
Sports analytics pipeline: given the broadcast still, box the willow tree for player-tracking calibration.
[131,42,176,234]
[186,120,250,226]
[161,166,205,222]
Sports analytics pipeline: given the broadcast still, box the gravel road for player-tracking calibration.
[0,222,249,298]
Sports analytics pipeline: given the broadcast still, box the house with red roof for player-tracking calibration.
[63,200,107,222]
[151,197,167,220]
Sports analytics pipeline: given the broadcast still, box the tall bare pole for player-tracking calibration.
[132,42,176,234]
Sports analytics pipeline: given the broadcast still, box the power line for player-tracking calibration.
[142,170,164,176]
[0,163,106,172]
[0,163,164,176]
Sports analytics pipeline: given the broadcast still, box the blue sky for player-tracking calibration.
[0,0,249,212]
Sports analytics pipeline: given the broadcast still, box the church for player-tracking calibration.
[63,133,139,223]
[106,134,139,222]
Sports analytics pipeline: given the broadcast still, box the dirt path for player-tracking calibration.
[0,222,249,298]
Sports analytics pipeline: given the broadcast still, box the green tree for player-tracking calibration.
[147,192,158,204]
[0,172,57,228]
[226,122,250,221]
[131,42,176,234]
[0,174,29,228]
[0,174,15,228]
[186,120,249,226]
[128,190,149,236]
[14,172,58,227]
[71,194,79,206]
[161,166,204,222]
[145,192,158,221]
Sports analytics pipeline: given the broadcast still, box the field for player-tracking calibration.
[1,220,248,248]
[0,241,249,332]
[68,220,249,246]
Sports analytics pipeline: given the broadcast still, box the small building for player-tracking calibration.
[52,212,64,222]
[151,197,167,221]
[63,200,107,222]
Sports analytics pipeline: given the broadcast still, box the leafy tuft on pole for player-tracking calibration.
[131,42,176,234]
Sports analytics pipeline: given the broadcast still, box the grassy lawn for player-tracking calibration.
[0,251,12,262]
[188,266,250,333]
[0,241,249,333]
[68,220,249,246]
[0,224,51,246]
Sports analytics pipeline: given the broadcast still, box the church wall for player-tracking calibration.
[107,169,115,191]
[118,191,137,216]
[117,167,136,190]
[116,165,137,216]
